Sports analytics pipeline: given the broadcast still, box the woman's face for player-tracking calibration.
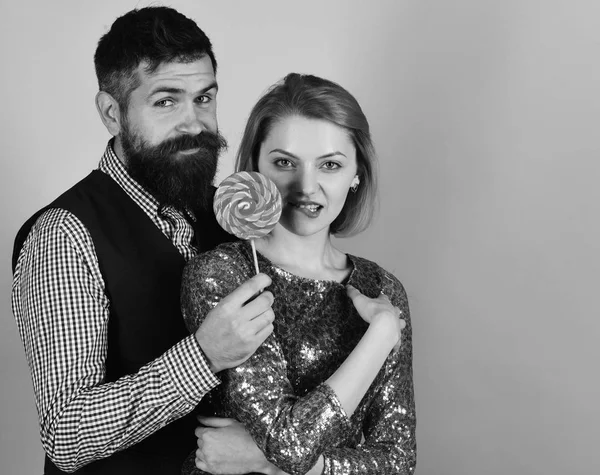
[257,115,358,238]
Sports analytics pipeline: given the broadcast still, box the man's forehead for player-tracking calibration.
[136,56,215,86]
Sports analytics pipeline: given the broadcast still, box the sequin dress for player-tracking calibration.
[181,241,416,475]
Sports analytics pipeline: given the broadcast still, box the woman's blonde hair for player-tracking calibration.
[235,73,378,237]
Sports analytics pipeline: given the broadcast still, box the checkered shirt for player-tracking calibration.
[11,142,220,472]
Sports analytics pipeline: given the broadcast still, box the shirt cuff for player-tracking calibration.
[162,335,220,405]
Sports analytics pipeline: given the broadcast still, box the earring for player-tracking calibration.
[350,175,360,193]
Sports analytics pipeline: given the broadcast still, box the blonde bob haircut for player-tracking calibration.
[235,73,379,237]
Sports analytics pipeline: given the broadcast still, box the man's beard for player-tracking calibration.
[121,122,228,216]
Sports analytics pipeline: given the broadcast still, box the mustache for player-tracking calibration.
[152,130,228,157]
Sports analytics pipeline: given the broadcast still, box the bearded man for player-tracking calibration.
[11,7,275,475]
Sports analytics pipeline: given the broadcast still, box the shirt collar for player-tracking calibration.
[98,140,162,218]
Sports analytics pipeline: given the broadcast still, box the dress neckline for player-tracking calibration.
[241,241,357,286]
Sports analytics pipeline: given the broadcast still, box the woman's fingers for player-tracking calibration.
[348,285,407,327]
[378,291,391,302]
[346,285,372,314]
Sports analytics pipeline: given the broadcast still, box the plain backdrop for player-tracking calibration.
[1,1,599,474]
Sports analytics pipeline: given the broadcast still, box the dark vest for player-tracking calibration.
[12,170,233,475]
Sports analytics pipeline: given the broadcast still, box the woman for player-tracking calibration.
[181,73,416,474]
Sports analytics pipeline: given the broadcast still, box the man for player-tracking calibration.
[11,7,275,474]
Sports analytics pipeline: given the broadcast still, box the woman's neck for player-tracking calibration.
[255,226,350,282]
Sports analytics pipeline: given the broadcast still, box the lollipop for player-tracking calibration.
[214,171,282,274]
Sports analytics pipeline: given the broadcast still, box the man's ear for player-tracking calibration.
[95,91,123,136]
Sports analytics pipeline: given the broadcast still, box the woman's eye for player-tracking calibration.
[274,158,293,168]
[322,161,341,170]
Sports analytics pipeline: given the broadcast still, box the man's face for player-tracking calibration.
[117,56,227,214]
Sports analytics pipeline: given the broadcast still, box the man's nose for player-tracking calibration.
[177,103,205,135]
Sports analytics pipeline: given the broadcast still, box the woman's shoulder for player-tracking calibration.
[184,241,254,278]
[349,254,408,303]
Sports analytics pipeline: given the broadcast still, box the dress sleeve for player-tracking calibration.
[321,271,417,474]
[181,249,351,475]
[181,246,252,333]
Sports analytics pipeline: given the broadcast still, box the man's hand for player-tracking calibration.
[195,274,275,373]
[195,416,277,475]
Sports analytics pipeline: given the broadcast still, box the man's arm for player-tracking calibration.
[12,209,219,471]
[12,209,273,472]
[193,417,324,475]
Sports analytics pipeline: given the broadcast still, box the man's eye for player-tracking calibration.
[322,161,341,170]
[155,99,174,107]
[197,95,212,104]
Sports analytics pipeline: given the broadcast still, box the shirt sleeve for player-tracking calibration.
[181,249,351,475]
[320,271,417,474]
[11,208,219,472]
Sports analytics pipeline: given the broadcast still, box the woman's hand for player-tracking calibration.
[325,285,407,416]
[346,285,406,348]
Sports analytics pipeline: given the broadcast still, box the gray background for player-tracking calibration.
[1,1,599,474]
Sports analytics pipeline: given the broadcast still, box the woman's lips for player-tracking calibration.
[288,201,323,218]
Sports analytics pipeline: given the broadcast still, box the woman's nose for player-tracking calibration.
[295,169,318,195]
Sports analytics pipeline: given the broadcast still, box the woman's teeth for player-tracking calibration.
[295,203,320,212]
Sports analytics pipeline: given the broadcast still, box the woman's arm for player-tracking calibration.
[184,253,406,475]
[195,325,414,475]
[320,273,417,474]
[223,291,402,475]
[326,285,404,415]
[196,315,415,475]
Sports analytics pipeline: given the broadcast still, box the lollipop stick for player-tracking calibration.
[250,239,260,275]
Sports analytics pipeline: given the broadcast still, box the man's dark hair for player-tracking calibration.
[94,6,217,110]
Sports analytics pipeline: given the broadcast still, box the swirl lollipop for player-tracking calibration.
[214,171,282,274]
